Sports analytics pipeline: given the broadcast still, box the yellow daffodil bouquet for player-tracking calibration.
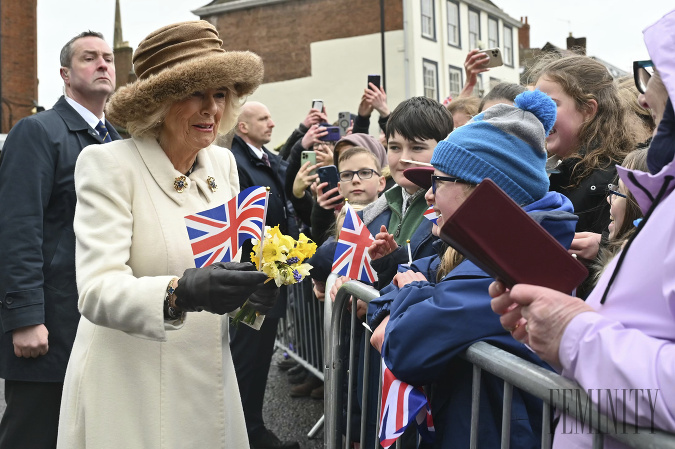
[232,226,317,327]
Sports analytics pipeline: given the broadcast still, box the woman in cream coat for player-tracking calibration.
[57,21,275,448]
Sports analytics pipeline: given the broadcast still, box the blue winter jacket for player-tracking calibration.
[369,191,577,449]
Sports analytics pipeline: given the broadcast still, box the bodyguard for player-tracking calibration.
[0,31,120,448]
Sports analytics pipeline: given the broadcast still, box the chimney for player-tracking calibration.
[519,16,530,49]
[566,33,587,55]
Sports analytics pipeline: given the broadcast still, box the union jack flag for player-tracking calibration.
[379,360,435,448]
[184,186,268,267]
[332,202,378,283]
[423,205,438,225]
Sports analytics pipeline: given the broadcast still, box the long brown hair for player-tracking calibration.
[528,55,634,187]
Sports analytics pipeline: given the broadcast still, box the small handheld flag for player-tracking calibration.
[185,186,267,267]
[423,206,438,225]
[379,360,435,448]
[332,202,378,283]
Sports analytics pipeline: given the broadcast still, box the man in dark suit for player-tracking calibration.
[0,31,120,448]
[229,102,300,449]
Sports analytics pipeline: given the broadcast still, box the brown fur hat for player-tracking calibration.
[106,20,264,128]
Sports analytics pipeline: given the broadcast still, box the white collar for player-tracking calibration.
[245,142,265,160]
[65,96,105,130]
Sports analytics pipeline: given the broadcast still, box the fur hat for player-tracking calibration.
[106,20,264,128]
[430,90,556,205]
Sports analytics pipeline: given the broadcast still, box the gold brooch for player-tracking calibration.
[207,176,217,192]
[174,176,187,193]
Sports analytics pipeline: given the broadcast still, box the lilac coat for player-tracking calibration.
[552,10,675,448]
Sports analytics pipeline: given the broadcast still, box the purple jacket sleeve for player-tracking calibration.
[559,307,675,432]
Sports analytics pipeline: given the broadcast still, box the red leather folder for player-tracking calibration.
[439,179,587,293]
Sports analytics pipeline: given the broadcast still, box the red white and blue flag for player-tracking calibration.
[184,186,268,267]
[332,202,378,283]
[423,205,438,225]
[379,360,435,448]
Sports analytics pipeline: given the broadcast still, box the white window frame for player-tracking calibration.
[468,9,480,50]
[446,0,460,48]
[421,0,436,41]
[423,59,439,101]
[473,73,484,98]
[448,65,463,100]
[488,16,499,49]
[503,25,514,66]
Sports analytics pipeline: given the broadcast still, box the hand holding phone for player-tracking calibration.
[481,48,503,68]
[367,75,381,90]
[317,165,343,208]
[301,150,317,175]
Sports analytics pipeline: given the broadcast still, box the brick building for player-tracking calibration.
[0,0,38,133]
[193,0,522,145]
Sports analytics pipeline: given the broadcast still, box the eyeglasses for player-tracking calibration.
[431,175,465,194]
[338,168,380,182]
[607,184,627,205]
[633,60,654,95]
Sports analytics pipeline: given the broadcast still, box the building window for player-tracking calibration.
[468,9,480,50]
[421,0,435,40]
[448,65,463,100]
[473,74,484,98]
[447,1,460,47]
[488,16,499,49]
[503,25,514,66]
[423,59,439,101]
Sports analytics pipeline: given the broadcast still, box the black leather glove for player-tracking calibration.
[246,280,280,314]
[175,262,269,315]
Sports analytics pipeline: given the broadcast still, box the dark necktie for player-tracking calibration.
[95,121,112,143]
[261,152,271,167]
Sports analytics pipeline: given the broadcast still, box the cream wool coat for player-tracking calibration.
[57,137,249,449]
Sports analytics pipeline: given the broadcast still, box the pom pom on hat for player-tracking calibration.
[513,90,557,135]
[430,92,554,205]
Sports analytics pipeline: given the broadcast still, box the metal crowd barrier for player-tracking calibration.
[326,280,675,449]
[275,278,326,438]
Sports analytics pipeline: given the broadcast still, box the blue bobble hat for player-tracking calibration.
[429,90,557,205]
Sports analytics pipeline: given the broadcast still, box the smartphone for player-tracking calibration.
[312,99,324,111]
[318,165,341,201]
[338,111,351,137]
[318,126,341,142]
[367,74,381,90]
[301,150,317,175]
[482,48,504,68]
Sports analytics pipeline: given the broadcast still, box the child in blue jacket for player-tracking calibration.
[368,90,578,448]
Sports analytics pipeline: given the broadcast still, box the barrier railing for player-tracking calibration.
[326,280,675,449]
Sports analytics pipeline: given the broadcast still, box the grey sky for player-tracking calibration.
[37,0,673,108]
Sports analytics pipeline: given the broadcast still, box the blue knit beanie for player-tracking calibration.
[430,89,556,205]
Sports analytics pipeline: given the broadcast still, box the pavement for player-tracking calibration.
[0,349,324,448]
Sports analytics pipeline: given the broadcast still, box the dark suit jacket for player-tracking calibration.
[229,135,298,319]
[0,96,121,382]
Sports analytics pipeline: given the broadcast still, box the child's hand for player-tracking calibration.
[370,315,389,353]
[315,182,344,210]
[368,225,398,260]
[392,270,427,288]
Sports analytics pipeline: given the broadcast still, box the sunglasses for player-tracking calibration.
[431,175,469,194]
[633,60,654,95]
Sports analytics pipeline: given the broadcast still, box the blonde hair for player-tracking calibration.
[527,54,634,187]
[446,96,480,118]
[337,146,382,172]
[436,182,476,280]
[615,76,655,145]
[125,87,242,139]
